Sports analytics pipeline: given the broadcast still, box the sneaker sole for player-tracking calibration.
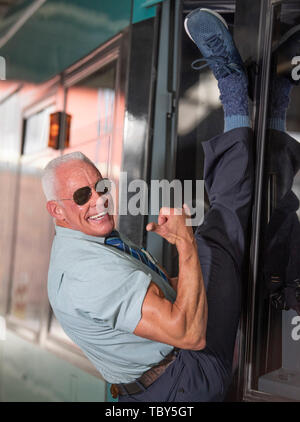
[184,8,229,44]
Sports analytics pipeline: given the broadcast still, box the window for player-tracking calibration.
[241,0,300,402]
[6,100,58,340]
[23,105,54,155]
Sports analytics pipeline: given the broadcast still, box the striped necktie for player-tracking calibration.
[105,231,168,282]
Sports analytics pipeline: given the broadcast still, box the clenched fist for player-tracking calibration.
[146,205,194,247]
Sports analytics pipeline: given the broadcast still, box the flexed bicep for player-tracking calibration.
[133,281,204,350]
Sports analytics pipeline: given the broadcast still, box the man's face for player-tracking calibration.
[53,160,115,237]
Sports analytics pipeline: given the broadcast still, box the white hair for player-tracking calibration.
[41,151,97,201]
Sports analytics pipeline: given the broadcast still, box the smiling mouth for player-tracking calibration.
[88,211,108,221]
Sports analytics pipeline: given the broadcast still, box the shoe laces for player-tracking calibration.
[191,34,243,76]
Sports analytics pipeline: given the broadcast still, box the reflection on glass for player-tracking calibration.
[65,63,116,176]
[264,134,300,316]
[257,3,300,401]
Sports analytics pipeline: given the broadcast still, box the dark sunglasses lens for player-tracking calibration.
[95,178,111,195]
[73,186,91,205]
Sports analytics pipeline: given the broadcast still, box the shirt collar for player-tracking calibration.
[54,225,110,244]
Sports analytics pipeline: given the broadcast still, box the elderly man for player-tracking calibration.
[43,9,253,402]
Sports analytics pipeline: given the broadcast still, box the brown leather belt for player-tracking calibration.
[110,348,179,398]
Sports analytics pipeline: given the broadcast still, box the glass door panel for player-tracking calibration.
[254,1,300,401]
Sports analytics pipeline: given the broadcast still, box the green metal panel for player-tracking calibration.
[0,0,132,82]
[132,0,165,24]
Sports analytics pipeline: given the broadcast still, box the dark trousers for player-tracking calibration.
[119,127,254,402]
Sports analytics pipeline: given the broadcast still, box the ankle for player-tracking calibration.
[224,115,252,132]
[218,72,251,131]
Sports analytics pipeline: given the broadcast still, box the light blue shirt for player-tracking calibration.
[47,226,177,383]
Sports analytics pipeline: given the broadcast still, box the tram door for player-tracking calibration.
[161,0,300,402]
[237,0,300,402]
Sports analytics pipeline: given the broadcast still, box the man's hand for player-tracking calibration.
[146,205,194,247]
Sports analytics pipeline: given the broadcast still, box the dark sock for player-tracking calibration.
[218,72,251,132]
[267,76,292,132]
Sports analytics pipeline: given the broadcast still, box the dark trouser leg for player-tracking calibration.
[167,127,254,402]
[194,126,254,372]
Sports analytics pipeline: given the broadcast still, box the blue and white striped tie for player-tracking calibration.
[105,231,168,282]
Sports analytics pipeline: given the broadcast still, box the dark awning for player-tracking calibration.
[0,0,132,83]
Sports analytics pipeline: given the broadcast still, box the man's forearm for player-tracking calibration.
[139,207,207,349]
[173,238,207,350]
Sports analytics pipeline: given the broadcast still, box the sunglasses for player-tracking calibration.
[59,178,111,206]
